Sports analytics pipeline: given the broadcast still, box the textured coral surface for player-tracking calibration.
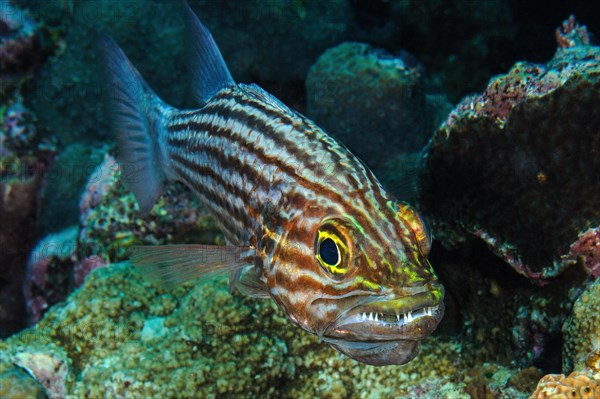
[562,280,600,373]
[2,263,542,399]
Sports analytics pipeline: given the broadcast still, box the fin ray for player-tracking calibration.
[231,266,271,298]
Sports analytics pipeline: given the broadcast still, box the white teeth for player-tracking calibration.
[358,307,436,325]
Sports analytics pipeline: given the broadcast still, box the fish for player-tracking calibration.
[97,2,444,366]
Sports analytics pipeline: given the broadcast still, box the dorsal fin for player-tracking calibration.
[239,83,299,117]
[181,1,235,103]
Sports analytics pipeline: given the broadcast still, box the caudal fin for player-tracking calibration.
[96,35,171,215]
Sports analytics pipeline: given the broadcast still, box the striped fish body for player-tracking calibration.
[99,2,444,366]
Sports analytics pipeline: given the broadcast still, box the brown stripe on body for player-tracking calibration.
[170,160,253,244]
[170,153,257,227]
[165,87,399,259]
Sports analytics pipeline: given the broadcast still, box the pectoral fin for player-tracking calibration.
[230,265,271,299]
[129,244,252,287]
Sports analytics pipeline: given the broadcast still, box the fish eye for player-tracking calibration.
[319,238,339,266]
[314,229,347,274]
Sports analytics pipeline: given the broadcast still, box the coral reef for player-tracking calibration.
[555,15,590,49]
[76,153,222,265]
[419,19,600,282]
[8,342,71,398]
[1,262,542,398]
[18,151,221,325]
[562,280,600,373]
[306,42,449,172]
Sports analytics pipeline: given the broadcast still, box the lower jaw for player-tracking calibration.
[327,339,421,366]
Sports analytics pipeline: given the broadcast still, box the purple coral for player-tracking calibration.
[23,227,78,325]
[563,228,600,278]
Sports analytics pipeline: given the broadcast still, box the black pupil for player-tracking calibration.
[320,238,339,265]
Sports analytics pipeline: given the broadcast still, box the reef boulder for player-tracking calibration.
[419,19,600,283]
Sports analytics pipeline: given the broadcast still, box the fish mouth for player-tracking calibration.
[320,284,444,366]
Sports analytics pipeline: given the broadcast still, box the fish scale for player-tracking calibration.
[98,1,444,366]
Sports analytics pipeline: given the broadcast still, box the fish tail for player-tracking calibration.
[96,34,172,215]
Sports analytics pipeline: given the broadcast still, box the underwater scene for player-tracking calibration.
[0,0,599,397]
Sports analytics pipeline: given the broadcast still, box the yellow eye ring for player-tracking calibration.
[315,230,347,274]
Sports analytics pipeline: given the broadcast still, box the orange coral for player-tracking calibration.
[529,370,599,399]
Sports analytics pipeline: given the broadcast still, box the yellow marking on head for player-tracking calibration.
[356,276,379,291]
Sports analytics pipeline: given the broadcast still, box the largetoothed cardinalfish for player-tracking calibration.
[97,2,444,366]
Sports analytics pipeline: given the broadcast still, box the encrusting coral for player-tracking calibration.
[562,280,600,373]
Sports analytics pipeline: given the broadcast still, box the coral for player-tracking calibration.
[23,226,79,325]
[306,42,436,171]
[0,99,36,153]
[25,0,186,146]
[511,298,564,365]
[419,23,600,282]
[563,280,600,372]
[509,367,546,394]
[0,0,46,98]
[19,151,221,326]
[555,16,590,49]
[529,370,599,399]
[0,261,540,398]
[7,343,71,399]
[562,228,600,278]
[0,357,46,399]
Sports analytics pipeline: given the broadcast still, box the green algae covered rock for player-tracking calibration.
[306,42,448,172]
